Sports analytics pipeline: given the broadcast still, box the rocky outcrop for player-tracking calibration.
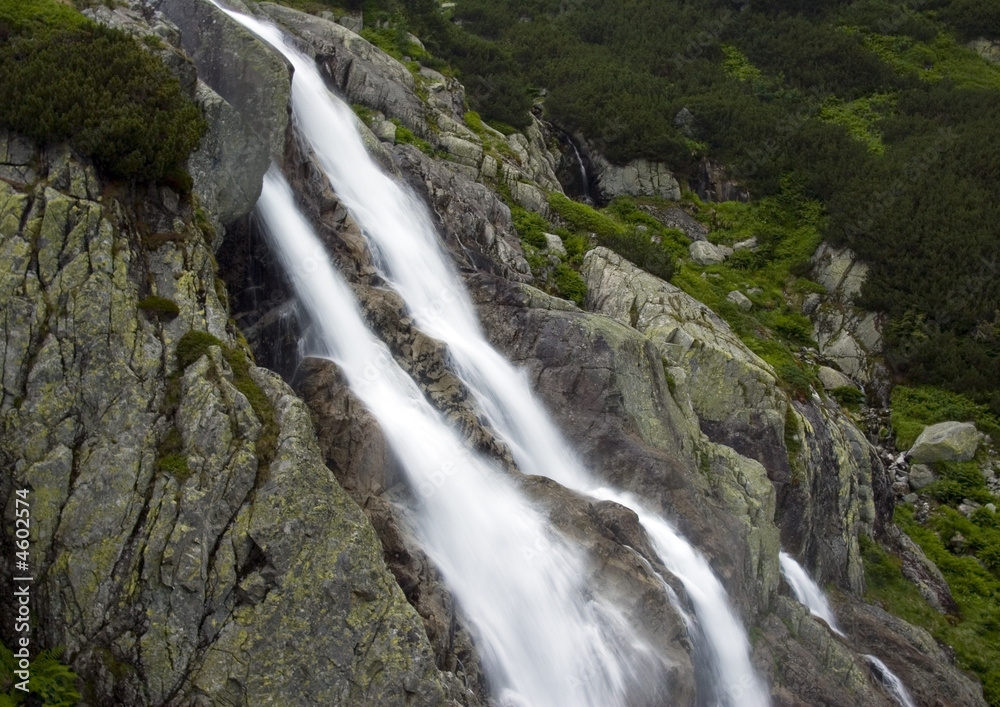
[585,146,682,202]
[259,3,429,135]
[808,243,888,401]
[158,0,291,180]
[693,157,749,203]
[970,37,1000,64]
[907,421,981,463]
[581,248,881,593]
[0,141,457,705]
[473,275,781,620]
[391,144,531,282]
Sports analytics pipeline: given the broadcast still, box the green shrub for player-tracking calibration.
[156,453,191,483]
[831,385,866,407]
[0,1,206,183]
[923,461,993,504]
[777,362,813,396]
[176,330,224,369]
[511,206,549,249]
[554,263,587,306]
[137,296,180,319]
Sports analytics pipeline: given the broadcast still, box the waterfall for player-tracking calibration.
[778,551,844,636]
[864,655,918,707]
[256,169,669,706]
[215,4,770,705]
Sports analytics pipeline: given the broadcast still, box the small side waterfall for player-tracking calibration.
[778,551,844,636]
[215,4,771,704]
[864,655,918,707]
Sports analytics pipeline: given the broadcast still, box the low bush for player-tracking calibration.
[0,0,206,183]
[831,386,866,407]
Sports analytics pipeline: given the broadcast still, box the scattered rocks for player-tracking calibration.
[907,421,981,463]
[734,236,758,251]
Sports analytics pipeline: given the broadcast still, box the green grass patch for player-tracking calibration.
[548,193,677,281]
[890,385,1000,450]
[923,460,993,505]
[818,93,894,154]
[860,31,1000,91]
[390,119,438,156]
[894,505,1000,705]
[0,0,206,184]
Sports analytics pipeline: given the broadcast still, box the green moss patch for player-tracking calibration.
[137,296,180,319]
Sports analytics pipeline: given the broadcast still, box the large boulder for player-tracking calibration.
[907,421,981,463]
[187,81,272,225]
[690,240,727,265]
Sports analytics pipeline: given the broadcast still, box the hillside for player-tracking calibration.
[1,0,999,705]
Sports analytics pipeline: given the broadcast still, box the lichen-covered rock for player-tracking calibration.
[907,421,981,463]
[0,142,456,706]
[582,248,881,593]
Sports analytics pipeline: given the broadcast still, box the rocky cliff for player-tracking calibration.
[0,1,990,706]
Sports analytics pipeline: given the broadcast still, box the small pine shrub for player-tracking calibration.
[510,206,548,249]
[831,386,866,407]
[0,0,206,183]
[554,263,587,306]
[777,362,813,396]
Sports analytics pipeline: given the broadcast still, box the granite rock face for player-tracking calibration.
[0,142,456,706]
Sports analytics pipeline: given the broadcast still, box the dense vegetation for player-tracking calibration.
[0,0,205,184]
[334,0,1000,414]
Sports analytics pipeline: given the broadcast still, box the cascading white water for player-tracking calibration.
[217,7,770,705]
[256,168,670,706]
[213,4,770,704]
[778,551,844,636]
[864,655,918,707]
